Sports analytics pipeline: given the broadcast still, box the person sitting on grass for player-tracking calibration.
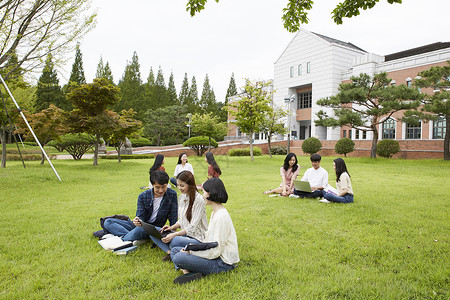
[320,158,354,204]
[170,177,239,285]
[205,152,221,179]
[151,170,208,261]
[292,153,328,198]
[104,170,178,245]
[264,153,300,196]
[144,154,166,189]
[169,153,195,187]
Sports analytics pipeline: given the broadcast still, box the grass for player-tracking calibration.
[0,155,449,299]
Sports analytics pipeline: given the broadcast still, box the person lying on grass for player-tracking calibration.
[104,170,178,244]
[151,170,208,261]
[321,158,354,204]
[170,177,239,284]
[264,153,300,196]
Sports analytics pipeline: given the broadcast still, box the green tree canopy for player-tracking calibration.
[185,0,402,32]
[259,106,288,158]
[191,112,227,151]
[199,74,217,114]
[316,72,422,158]
[96,56,114,84]
[179,73,190,106]
[187,76,199,113]
[69,43,86,85]
[109,109,142,162]
[35,54,67,111]
[167,72,178,106]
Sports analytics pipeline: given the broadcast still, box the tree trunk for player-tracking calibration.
[40,151,45,164]
[117,147,122,163]
[444,116,450,161]
[370,125,378,158]
[208,136,211,152]
[93,132,100,166]
[250,130,254,161]
[268,135,272,158]
[1,128,6,168]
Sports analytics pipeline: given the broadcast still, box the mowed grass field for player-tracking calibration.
[0,155,449,299]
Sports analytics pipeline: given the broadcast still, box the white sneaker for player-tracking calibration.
[269,194,279,197]
[132,239,149,246]
[289,194,300,198]
[319,199,332,204]
[101,234,116,240]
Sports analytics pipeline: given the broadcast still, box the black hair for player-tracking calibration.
[205,152,221,175]
[149,154,164,175]
[283,153,299,173]
[203,178,228,203]
[310,153,321,162]
[150,170,169,185]
[334,158,350,182]
[176,171,197,223]
[177,153,188,165]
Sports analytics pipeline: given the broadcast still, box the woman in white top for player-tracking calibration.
[151,170,208,261]
[170,178,239,284]
[170,153,195,186]
[321,158,354,204]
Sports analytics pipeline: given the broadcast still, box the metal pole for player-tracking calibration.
[0,74,62,181]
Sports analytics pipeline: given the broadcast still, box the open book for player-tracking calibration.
[324,184,338,195]
[98,236,133,251]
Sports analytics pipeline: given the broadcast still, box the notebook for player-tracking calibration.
[293,180,312,192]
[140,221,174,240]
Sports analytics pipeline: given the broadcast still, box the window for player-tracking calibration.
[348,130,352,139]
[297,91,312,109]
[355,130,360,139]
[343,130,347,138]
[390,80,396,86]
[289,66,294,78]
[254,132,260,140]
[291,131,297,138]
[306,62,311,74]
[382,118,396,139]
[298,64,302,75]
[406,122,421,139]
[433,117,446,139]
[406,80,412,87]
[362,131,367,139]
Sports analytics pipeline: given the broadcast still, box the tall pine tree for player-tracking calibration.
[225,73,237,104]
[153,66,168,108]
[95,56,114,84]
[117,51,145,118]
[187,76,199,113]
[167,72,178,106]
[69,43,86,85]
[200,74,217,114]
[35,53,67,111]
[179,73,190,106]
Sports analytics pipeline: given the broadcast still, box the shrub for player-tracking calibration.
[302,137,322,155]
[377,139,400,158]
[228,147,262,156]
[0,149,42,155]
[269,145,287,155]
[101,154,155,159]
[47,133,96,160]
[335,138,355,157]
[129,137,152,147]
[183,136,218,156]
[6,154,56,161]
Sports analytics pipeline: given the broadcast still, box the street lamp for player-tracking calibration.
[186,113,192,138]
[284,94,296,153]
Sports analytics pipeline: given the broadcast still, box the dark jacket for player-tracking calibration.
[136,187,178,227]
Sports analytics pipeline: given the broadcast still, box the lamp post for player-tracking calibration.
[284,94,296,153]
[186,113,192,138]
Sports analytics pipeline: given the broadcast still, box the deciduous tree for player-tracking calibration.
[191,112,227,151]
[110,109,142,163]
[259,106,288,158]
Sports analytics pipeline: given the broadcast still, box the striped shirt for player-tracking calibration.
[176,192,208,242]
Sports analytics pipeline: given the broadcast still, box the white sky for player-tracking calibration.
[60,0,450,103]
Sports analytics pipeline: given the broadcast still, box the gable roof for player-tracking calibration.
[311,32,366,52]
[385,42,450,61]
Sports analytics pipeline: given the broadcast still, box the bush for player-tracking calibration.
[183,136,218,156]
[269,145,287,155]
[129,138,152,147]
[302,137,322,155]
[47,133,95,160]
[101,154,155,159]
[335,138,355,157]
[0,149,42,155]
[228,147,262,156]
[22,141,37,146]
[5,154,56,161]
[377,139,400,158]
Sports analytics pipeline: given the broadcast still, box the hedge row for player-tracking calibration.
[5,154,56,161]
[100,154,155,159]
[0,149,43,154]
[228,147,262,156]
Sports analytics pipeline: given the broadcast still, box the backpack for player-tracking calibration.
[93,214,131,239]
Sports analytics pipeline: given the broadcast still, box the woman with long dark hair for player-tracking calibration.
[205,152,221,179]
[264,153,300,196]
[170,178,239,284]
[151,170,208,261]
[170,153,195,186]
[321,158,354,204]
[145,154,165,189]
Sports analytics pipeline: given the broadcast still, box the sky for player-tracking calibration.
[60,0,450,103]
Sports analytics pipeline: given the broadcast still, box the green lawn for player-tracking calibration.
[0,156,449,299]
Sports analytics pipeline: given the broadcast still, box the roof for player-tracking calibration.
[311,32,366,52]
[385,42,450,61]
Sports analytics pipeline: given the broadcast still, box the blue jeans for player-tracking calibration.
[169,177,178,187]
[293,189,324,198]
[103,218,149,241]
[170,247,236,275]
[324,192,354,203]
[150,228,201,253]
